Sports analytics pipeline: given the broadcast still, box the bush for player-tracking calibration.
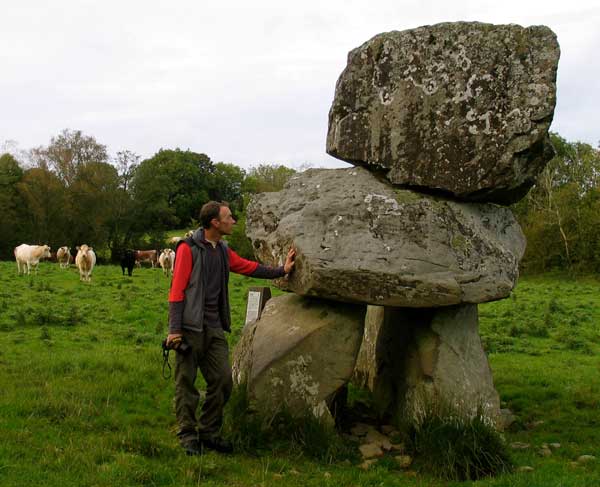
[409,406,512,481]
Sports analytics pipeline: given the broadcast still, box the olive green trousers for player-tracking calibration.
[174,327,233,444]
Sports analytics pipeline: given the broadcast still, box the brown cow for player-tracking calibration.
[134,250,158,268]
[57,246,72,269]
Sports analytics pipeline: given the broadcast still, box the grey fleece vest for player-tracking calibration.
[179,230,232,333]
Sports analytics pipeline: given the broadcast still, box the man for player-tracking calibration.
[166,201,295,456]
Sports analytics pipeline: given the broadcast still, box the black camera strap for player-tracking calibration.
[162,345,172,379]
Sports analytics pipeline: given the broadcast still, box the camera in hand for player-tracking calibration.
[162,336,190,353]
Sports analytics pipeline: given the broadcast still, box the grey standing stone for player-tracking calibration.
[353,305,385,390]
[232,294,365,423]
[412,304,499,421]
[327,22,560,204]
[352,305,500,425]
[246,167,525,307]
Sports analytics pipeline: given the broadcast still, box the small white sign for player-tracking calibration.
[245,290,262,326]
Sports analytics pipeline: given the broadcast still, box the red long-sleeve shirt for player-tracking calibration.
[168,242,263,302]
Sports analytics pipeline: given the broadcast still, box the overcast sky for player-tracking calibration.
[1,1,598,170]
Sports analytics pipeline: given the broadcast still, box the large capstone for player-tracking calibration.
[232,294,365,423]
[326,22,560,205]
[246,167,525,307]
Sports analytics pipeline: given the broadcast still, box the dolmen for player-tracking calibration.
[233,21,559,427]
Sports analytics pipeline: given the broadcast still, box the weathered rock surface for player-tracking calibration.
[327,22,560,204]
[365,429,393,451]
[406,305,500,422]
[246,167,525,307]
[359,443,384,459]
[352,305,500,424]
[232,294,365,423]
[353,306,385,390]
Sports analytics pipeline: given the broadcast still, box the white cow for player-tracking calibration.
[14,244,51,275]
[75,244,96,282]
[158,248,175,276]
[167,236,182,245]
[56,246,72,269]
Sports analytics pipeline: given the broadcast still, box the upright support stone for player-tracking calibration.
[402,304,500,424]
[232,294,366,424]
[353,305,386,390]
[353,304,500,425]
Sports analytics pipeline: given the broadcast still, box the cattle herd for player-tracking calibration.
[13,243,179,281]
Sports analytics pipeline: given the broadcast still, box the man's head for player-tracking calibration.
[200,201,236,236]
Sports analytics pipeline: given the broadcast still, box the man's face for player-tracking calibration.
[214,206,236,235]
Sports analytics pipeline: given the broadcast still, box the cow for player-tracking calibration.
[14,244,51,275]
[56,246,72,269]
[134,249,158,268]
[75,244,96,282]
[158,248,175,276]
[120,249,136,276]
[167,236,182,245]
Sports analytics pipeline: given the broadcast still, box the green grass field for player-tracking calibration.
[0,262,598,486]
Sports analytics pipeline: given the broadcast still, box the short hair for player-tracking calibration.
[200,201,229,229]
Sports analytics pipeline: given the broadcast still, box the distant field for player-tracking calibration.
[0,262,599,486]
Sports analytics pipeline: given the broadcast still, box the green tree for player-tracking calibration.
[0,153,25,258]
[30,129,108,185]
[114,149,140,192]
[68,162,121,252]
[131,149,214,233]
[17,167,69,247]
[209,162,246,212]
[515,133,600,272]
[106,150,140,254]
[243,164,296,193]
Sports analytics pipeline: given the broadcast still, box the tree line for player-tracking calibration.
[513,133,600,273]
[0,129,296,261]
[1,130,599,273]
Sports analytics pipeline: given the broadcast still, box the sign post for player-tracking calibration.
[244,287,272,327]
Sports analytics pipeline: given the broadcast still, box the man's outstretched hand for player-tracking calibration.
[284,247,296,274]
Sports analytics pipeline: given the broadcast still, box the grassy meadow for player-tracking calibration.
[0,261,599,486]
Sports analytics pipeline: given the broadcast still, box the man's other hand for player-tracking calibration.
[284,247,296,274]
[167,333,183,348]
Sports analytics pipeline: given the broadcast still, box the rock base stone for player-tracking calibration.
[232,294,365,423]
